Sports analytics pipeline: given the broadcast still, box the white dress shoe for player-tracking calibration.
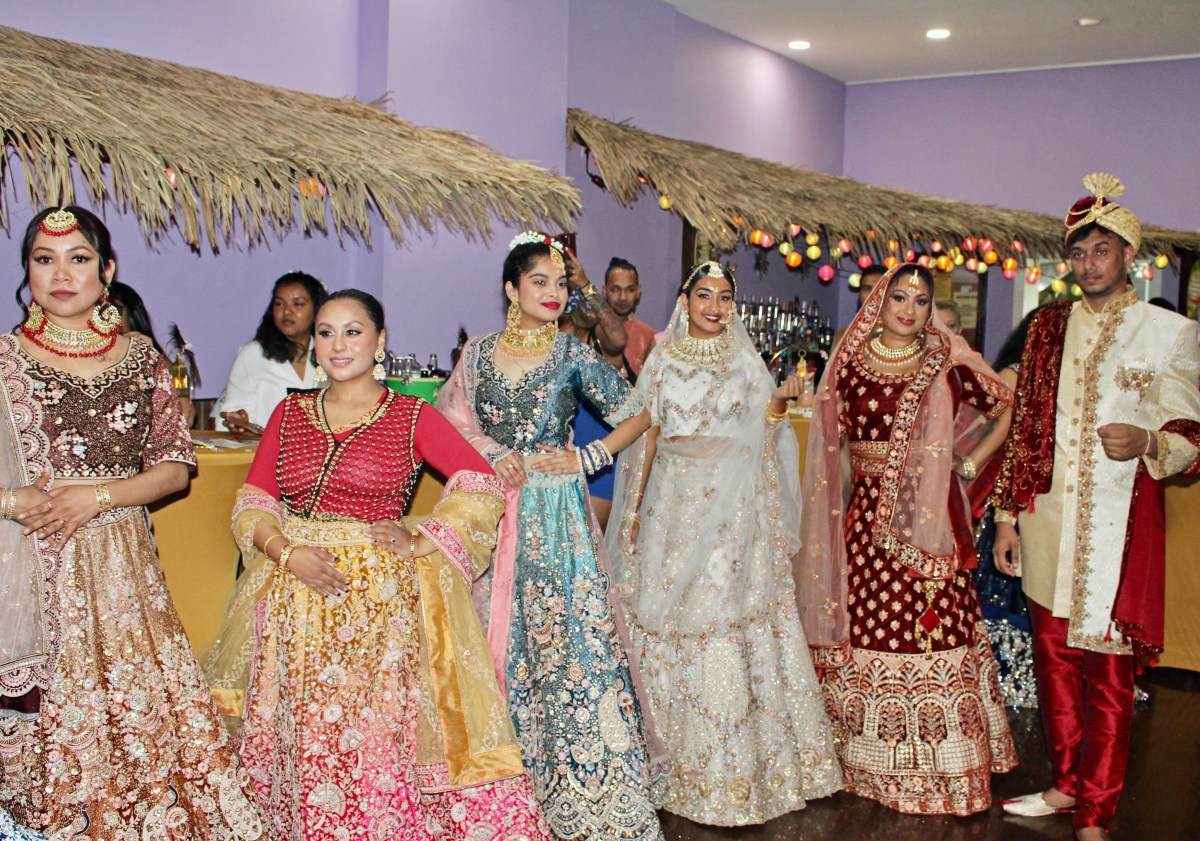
[1001,792,1076,817]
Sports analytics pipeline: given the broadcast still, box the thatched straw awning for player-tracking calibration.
[567,109,1200,262]
[0,26,579,251]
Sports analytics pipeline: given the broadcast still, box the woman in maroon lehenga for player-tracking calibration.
[223,290,548,841]
[798,263,1018,816]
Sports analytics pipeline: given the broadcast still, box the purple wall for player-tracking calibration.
[844,58,1200,357]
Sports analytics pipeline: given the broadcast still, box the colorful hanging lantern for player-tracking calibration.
[830,247,843,260]
[805,232,820,246]
[806,245,822,260]
[936,255,953,272]
[980,238,995,253]
[858,254,874,269]
[786,251,803,268]
[1141,265,1155,280]
[749,229,764,245]
[983,249,999,265]
[962,236,977,252]
[965,257,978,272]
[837,238,852,253]
[779,242,794,256]
[1002,257,1019,272]
[976,262,989,276]
[884,255,899,268]
[931,240,943,253]
[848,272,862,289]
[658,196,672,210]
[818,265,835,282]
[1025,266,1041,284]
[1012,239,1024,253]
[789,223,803,238]
[1154,254,1169,269]
[887,239,899,252]
[760,234,775,249]
[1056,261,1069,275]
[917,255,932,268]
[1004,268,1017,280]
[904,249,916,262]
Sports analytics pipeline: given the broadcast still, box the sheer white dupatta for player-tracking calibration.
[0,334,56,714]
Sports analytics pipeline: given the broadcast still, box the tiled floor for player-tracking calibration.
[660,668,1199,841]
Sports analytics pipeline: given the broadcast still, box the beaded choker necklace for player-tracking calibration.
[21,307,119,358]
[865,335,923,367]
[498,321,557,358]
[665,330,733,367]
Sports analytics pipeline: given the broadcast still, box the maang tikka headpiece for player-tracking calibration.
[684,260,736,295]
[39,208,80,237]
[903,270,923,291]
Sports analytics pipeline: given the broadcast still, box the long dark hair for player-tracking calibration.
[108,281,164,354]
[16,206,116,318]
[254,272,327,364]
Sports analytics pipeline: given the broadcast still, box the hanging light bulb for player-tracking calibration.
[858,254,874,269]
[805,232,820,246]
[806,245,822,260]
[818,265,835,282]
[779,242,793,256]
[1154,254,1169,269]
[962,236,977,252]
[786,251,803,268]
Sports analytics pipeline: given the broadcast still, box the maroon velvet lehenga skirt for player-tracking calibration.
[820,365,1018,816]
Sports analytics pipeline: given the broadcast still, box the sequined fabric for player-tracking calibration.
[822,358,1018,816]
[18,338,194,478]
[239,538,545,841]
[973,509,1037,708]
[0,337,258,840]
[0,511,262,840]
[466,334,663,841]
[237,395,549,841]
[616,345,842,825]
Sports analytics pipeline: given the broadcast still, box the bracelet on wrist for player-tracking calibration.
[262,533,288,561]
[1143,429,1154,457]
[278,544,296,571]
[959,455,977,480]
[765,400,788,420]
[94,483,114,514]
[409,530,418,562]
[1,488,14,520]
[580,441,614,476]
[994,509,1018,525]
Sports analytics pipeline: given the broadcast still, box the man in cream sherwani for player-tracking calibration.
[990,174,1200,841]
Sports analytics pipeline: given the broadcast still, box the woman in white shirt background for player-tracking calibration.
[213,271,328,434]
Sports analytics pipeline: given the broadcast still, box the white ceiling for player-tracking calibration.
[665,0,1200,84]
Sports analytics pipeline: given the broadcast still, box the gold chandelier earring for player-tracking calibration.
[24,300,45,331]
[373,349,387,380]
[313,362,328,386]
[90,285,122,335]
[506,299,522,329]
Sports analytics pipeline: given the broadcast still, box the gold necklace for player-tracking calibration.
[21,303,119,358]
[665,330,733,367]
[866,336,923,367]
[498,321,557,357]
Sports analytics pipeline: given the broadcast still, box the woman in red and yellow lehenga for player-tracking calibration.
[229,290,548,840]
[798,263,1018,816]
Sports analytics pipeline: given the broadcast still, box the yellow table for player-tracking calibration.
[150,434,257,654]
[1161,475,1200,671]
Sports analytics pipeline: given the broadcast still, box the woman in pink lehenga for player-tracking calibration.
[226,289,548,841]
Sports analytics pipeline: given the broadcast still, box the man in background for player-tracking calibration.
[601,257,655,380]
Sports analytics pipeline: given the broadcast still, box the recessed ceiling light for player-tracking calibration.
[1077,17,1103,26]
[926,28,951,40]
[788,40,811,50]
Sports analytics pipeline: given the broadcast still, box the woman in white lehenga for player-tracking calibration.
[606,261,842,826]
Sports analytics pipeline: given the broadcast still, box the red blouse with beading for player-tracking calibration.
[246,390,492,521]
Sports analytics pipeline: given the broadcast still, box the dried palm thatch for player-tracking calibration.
[568,109,1200,263]
[0,26,579,252]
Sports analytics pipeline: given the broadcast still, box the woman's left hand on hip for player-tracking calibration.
[369,519,413,551]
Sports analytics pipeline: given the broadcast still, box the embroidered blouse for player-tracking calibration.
[246,390,491,522]
[19,336,194,478]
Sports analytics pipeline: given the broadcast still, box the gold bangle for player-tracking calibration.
[409,531,417,562]
[262,533,288,561]
[94,483,114,514]
[1143,429,1154,457]
[766,400,788,421]
[959,455,977,480]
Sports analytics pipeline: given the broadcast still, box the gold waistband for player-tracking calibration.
[848,440,889,476]
[283,514,373,547]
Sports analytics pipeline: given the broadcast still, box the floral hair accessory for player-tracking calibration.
[508,231,565,254]
[38,208,80,237]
